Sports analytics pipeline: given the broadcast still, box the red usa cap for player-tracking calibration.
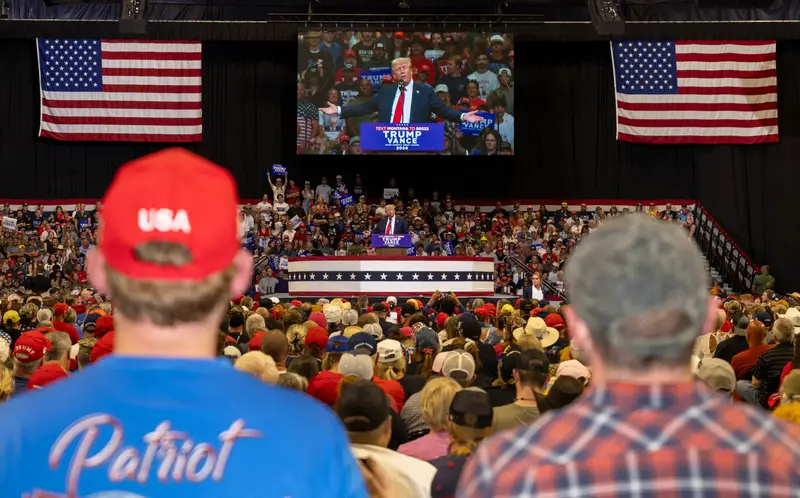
[99,148,239,281]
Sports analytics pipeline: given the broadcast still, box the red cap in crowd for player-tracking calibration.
[544,313,565,331]
[90,331,114,363]
[305,326,329,350]
[249,331,267,352]
[13,330,52,363]
[436,312,449,330]
[418,63,432,74]
[474,307,489,319]
[381,75,394,84]
[338,135,351,143]
[398,327,413,338]
[27,363,68,390]
[99,148,239,281]
[290,300,302,307]
[94,316,114,338]
[53,303,69,316]
[309,311,327,329]
[344,49,357,58]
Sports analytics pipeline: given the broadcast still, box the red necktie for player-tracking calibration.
[392,87,405,123]
[385,217,392,234]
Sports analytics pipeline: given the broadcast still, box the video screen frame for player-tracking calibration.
[296,30,515,155]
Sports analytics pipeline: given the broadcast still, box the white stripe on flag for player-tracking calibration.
[675,43,775,55]
[40,122,202,135]
[41,106,202,118]
[102,59,202,69]
[676,77,777,87]
[618,123,778,137]
[617,109,778,120]
[676,61,776,71]
[617,93,777,105]
[101,76,202,86]
[101,42,202,53]
[42,90,202,102]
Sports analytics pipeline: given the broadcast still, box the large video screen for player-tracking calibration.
[297,31,515,155]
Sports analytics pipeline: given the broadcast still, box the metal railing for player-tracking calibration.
[693,204,756,294]
[506,255,567,301]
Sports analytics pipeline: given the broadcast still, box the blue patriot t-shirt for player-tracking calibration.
[0,356,368,498]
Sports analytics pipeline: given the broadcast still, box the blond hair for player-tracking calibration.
[286,324,308,355]
[377,358,406,381]
[0,364,12,401]
[105,261,234,326]
[421,377,462,432]
[391,57,412,70]
[517,333,543,352]
[277,372,308,392]
[235,351,279,383]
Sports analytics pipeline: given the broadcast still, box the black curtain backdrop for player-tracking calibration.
[0,38,797,289]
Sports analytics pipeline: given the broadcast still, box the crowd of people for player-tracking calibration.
[297,30,515,155]
[2,148,796,497]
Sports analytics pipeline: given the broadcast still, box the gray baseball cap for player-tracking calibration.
[564,215,708,359]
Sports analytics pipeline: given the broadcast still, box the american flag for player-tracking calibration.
[611,40,778,144]
[36,38,202,142]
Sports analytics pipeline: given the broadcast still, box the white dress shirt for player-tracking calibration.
[390,80,415,123]
[385,216,395,234]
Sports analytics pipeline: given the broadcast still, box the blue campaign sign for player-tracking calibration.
[360,123,445,152]
[459,112,496,136]
[360,68,392,89]
[371,234,412,248]
[271,164,287,175]
[339,195,355,207]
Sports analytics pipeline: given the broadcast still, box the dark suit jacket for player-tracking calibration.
[341,82,463,123]
[376,216,409,235]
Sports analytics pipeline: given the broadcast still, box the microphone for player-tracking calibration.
[398,79,405,90]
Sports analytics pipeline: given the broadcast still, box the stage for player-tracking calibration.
[287,256,496,297]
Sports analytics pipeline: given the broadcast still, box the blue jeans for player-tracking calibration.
[735,380,762,406]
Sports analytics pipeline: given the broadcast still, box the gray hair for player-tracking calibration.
[564,215,708,368]
[277,372,308,392]
[37,309,53,323]
[246,313,266,337]
[44,331,71,361]
[772,317,795,344]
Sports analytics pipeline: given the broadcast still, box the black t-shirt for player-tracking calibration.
[398,374,427,401]
[438,75,469,101]
[334,81,361,106]
[351,41,376,65]
[713,335,749,364]
[298,48,335,78]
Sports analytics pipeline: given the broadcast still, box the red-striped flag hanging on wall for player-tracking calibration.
[611,40,778,144]
[36,38,202,142]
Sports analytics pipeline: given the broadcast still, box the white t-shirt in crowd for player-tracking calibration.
[239,213,255,238]
[274,202,289,215]
[283,229,296,242]
[467,70,499,99]
[316,183,333,203]
[256,200,272,212]
[271,184,285,201]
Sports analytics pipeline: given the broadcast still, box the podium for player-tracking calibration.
[372,234,411,256]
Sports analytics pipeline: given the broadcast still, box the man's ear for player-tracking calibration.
[229,250,254,299]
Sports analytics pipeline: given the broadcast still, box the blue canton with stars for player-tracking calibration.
[612,41,677,95]
[289,271,495,282]
[38,38,103,92]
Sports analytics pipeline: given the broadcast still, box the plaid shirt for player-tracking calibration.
[458,381,800,498]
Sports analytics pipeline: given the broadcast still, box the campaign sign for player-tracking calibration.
[2,216,17,231]
[339,195,355,207]
[271,164,287,175]
[360,123,445,152]
[371,234,412,248]
[383,188,399,200]
[459,112,495,136]
[360,68,392,89]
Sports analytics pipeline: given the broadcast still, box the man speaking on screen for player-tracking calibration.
[377,204,408,235]
[319,57,485,125]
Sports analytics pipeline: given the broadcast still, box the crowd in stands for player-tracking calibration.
[297,30,515,155]
[2,149,800,497]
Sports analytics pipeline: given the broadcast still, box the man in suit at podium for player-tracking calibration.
[319,57,485,125]
[377,204,408,235]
